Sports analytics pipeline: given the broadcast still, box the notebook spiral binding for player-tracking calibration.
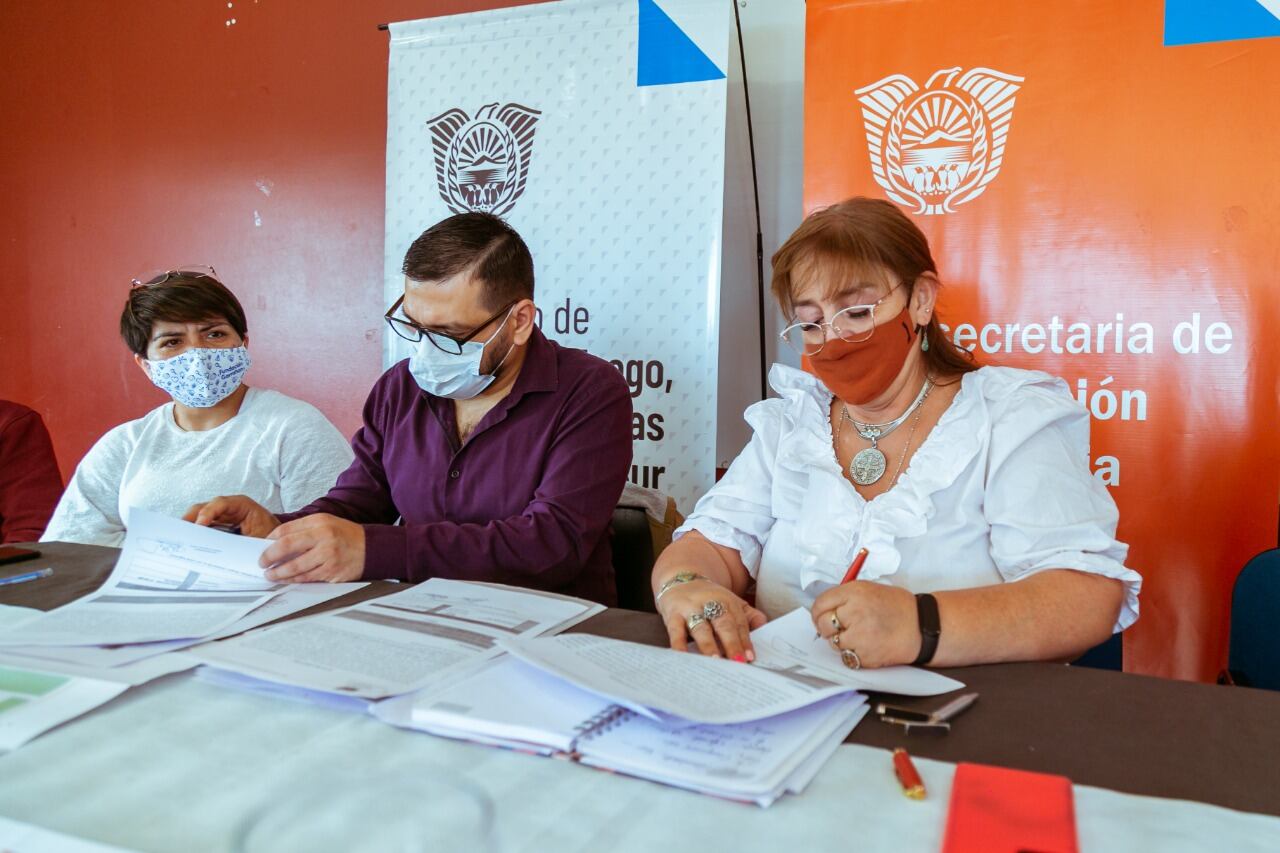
[567,705,634,759]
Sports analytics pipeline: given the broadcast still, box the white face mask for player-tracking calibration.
[146,346,251,408]
[408,309,516,400]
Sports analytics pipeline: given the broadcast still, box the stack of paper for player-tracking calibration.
[191,579,605,700]
[372,609,964,806]
[0,509,366,687]
[500,608,964,723]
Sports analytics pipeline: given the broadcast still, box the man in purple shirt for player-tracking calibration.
[188,213,633,604]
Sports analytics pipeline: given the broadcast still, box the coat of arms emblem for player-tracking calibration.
[855,68,1023,215]
[426,103,542,216]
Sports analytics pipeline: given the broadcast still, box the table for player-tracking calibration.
[5,542,1280,820]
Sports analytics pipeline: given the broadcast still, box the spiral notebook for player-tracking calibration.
[383,655,868,806]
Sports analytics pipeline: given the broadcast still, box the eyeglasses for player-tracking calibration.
[130,265,218,288]
[384,296,517,355]
[779,282,905,357]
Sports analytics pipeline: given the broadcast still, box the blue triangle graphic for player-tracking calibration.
[637,0,725,87]
[1165,0,1280,46]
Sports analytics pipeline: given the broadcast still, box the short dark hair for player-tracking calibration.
[401,212,534,310]
[120,274,248,357]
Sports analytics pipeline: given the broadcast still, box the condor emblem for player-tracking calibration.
[855,68,1023,215]
[426,103,542,216]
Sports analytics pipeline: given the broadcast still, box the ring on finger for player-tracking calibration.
[830,631,843,651]
[703,600,726,621]
[686,613,707,632]
[829,612,843,633]
[840,648,862,670]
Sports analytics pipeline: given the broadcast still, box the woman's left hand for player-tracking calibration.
[811,581,921,669]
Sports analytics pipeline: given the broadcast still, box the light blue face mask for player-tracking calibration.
[146,346,251,408]
[408,309,515,400]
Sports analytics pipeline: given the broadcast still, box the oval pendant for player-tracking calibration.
[850,448,887,485]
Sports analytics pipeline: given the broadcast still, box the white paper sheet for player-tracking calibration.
[192,579,603,699]
[0,652,199,687]
[0,604,42,631]
[578,697,869,806]
[0,582,367,672]
[102,507,276,592]
[0,665,129,753]
[501,611,963,725]
[750,608,966,696]
[0,510,283,647]
[500,633,839,724]
[376,655,868,806]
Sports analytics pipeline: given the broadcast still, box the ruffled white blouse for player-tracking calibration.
[676,365,1141,633]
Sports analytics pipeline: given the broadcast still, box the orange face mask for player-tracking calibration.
[808,306,919,405]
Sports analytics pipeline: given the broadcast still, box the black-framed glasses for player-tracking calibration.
[779,282,905,357]
[384,296,517,355]
[130,265,217,288]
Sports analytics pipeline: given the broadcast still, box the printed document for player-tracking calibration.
[376,655,868,806]
[192,578,604,699]
[0,582,364,676]
[501,608,963,724]
[0,664,128,753]
[0,509,282,647]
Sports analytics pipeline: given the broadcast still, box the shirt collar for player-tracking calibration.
[510,325,558,396]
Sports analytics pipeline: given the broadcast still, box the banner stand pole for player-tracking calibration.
[731,0,768,402]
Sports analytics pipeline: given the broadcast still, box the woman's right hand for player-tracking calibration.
[183,494,280,538]
[656,579,768,661]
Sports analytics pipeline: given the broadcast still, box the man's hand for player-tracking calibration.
[184,495,280,538]
[259,513,366,583]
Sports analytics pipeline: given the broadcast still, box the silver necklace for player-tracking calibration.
[836,377,933,486]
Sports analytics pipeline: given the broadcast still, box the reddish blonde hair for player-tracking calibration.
[771,197,976,377]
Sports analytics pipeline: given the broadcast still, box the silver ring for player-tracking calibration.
[686,613,707,632]
[841,649,862,670]
[703,600,726,621]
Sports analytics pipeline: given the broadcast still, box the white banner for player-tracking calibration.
[384,0,730,514]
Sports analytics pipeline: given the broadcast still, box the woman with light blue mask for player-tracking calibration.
[41,268,353,547]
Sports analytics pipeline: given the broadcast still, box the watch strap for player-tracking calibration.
[912,592,941,666]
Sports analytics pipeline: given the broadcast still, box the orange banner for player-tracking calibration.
[805,0,1280,681]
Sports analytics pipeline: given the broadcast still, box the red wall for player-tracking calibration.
[0,0,538,478]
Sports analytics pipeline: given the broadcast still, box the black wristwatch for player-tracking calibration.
[912,593,941,666]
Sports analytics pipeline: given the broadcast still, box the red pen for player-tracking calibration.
[893,747,926,800]
[841,547,869,585]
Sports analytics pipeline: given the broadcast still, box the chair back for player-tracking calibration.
[1227,548,1280,690]
[611,506,657,613]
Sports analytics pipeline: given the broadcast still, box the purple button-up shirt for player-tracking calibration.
[282,329,632,604]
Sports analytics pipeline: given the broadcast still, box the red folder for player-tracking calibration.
[942,763,1078,853]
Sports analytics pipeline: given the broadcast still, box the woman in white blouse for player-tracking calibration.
[42,267,353,547]
[652,199,1141,669]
